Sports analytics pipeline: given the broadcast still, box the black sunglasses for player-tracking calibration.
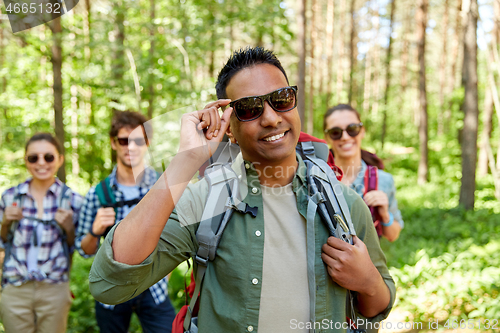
[229,86,298,122]
[26,153,56,164]
[325,122,363,140]
[115,137,147,146]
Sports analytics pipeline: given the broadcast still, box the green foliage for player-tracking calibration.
[381,152,500,327]
[68,256,98,333]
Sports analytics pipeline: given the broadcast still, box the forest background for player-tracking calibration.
[0,0,499,331]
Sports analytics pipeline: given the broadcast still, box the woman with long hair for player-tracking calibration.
[323,104,403,242]
[0,133,83,333]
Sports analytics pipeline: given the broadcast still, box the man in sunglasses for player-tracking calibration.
[90,47,395,332]
[75,111,176,333]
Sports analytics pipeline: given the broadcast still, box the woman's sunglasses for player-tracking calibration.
[229,86,298,122]
[115,137,147,146]
[325,122,363,140]
[26,153,56,164]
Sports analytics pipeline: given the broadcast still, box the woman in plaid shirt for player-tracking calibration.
[0,133,83,333]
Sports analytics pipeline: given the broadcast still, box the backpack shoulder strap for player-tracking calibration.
[363,165,378,195]
[298,141,355,235]
[299,141,366,330]
[3,186,25,276]
[95,177,116,208]
[184,159,258,332]
[58,183,71,210]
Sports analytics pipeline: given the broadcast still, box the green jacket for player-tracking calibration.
[89,153,396,332]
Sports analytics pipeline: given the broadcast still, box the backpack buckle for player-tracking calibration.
[195,255,209,267]
[300,141,316,157]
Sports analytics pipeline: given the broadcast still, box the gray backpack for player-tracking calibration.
[182,140,364,333]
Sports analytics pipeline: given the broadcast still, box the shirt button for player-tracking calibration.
[251,187,258,194]
[247,326,254,332]
[255,230,261,237]
[245,163,250,169]
[252,278,259,285]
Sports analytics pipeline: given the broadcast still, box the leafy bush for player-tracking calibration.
[380,152,500,329]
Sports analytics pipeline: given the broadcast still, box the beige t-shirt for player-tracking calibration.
[258,182,310,332]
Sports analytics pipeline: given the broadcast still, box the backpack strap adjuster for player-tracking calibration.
[195,255,209,267]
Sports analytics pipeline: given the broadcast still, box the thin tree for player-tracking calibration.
[416,0,429,184]
[147,0,156,119]
[459,0,479,209]
[478,11,498,176]
[437,0,449,135]
[111,1,126,113]
[308,0,317,134]
[478,86,494,176]
[347,0,356,104]
[297,0,307,129]
[381,0,396,150]
[325,0,335,106]
[362,10,374,115]
[51,9,65,182]
[0,20,6,146]
[83,0,93,124]
[371,2,381,117]
[336,0,346,103]
[444,0,463,133]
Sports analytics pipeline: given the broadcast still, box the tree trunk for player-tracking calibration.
[0,22,4,146]
[336,0,346,103]
[347,0,356,104]
[147,0,155,119]
[83,0,91,63]
[478,86,493,176]
[381,0,396,150]
[362,42,372,114]
[459,0,479,210]
[51,14,66,182]
[297,0,307,129]
[479,10,499,177]
[70,85,79,177]
[308,0,317,134]
[437,0,450,136]
[417,0,429,185]
[325,0,335,106]
[444,0,463,133]
[400,8,410,95]
[111,1,126,113]
[371,4,381,117]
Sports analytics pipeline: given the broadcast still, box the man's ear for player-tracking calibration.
[110,137,117,151]
[226,124,237,144]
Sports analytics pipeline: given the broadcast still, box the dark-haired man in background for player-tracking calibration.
[89,48,395,332]
[76,110,176,333]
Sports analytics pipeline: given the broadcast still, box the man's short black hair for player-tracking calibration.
[109,110,151,138]
[215,47,289,99]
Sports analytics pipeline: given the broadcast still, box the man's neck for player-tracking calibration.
[116,162,144,186]
[253,156,298,187]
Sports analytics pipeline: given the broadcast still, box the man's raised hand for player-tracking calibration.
[178,100,233,166]
[92,207,116,236]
